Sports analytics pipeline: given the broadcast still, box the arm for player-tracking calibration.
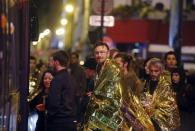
[47,77,61,116]
[151,79,180,130]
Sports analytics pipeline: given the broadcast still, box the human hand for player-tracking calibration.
[87,91,93,96]
[36,104,45,111]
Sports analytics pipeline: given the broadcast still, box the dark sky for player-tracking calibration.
[30,0,63,32]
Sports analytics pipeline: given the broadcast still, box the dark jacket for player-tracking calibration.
[47,69,77,122]
[69,64,86,96]
[29,89,47,131]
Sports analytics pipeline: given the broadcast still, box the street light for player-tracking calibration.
[60,18,68,26]
[43,29,51,36]
[55,28,65,36]
[65,4,74,13]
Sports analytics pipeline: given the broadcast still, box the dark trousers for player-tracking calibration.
[47,117,77,131]
[47,123,77,131]
[76,96,84,123]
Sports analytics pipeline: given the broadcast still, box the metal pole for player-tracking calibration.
[169,0,183,65]
[176,0,183,65]
[100,0,105,42]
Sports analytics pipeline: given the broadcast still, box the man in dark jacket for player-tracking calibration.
[47,50,77,131]
[69,52,86,123]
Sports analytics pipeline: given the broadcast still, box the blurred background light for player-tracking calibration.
[43,29,51,36]
[60,18,68,26]
[32,41,38,46]
[58,41,64,49]
[65,4,74,13]
[79,60,84,65]
[55,28,65,36]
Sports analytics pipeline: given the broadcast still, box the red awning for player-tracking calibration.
[106,19,195,46]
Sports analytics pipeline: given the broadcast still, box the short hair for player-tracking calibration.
[146,57,164,71]
[164,51,177,61]
[155,2,164,11]
[71,52,79,59]
[30,56,36,61]
[84,57,97,70]
[164,51,178,65]
[94,41,109,51]
[52,50,69,67]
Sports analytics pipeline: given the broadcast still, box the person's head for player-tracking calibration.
[114,53,130,72]
[70,52,79,65]
[39,70,54,90]
[155,2,164,11]
[164,51,178,70]
[110,48,119,58]
[84,57,97,70]
[48,56,54,68]
[30,56,37,71]
[84,57,96,79]
[171,68,184,84]
[94,42,110,64]
[52,50,69,71]
[147,58,164,81]
[172,72,180,84]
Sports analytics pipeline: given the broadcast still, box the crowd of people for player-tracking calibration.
[28,42,195,131]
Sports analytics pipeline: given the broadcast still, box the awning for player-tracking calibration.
[106,19,195,46]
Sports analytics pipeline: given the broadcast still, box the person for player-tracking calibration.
[114,53,156,130]
[140,58,180,130]
[69,52,87,123]
[171,68,188,111]
[47,55,55,71]
[30,70,54,131]
[163,51,186,83]
[83,42,154,130]
[147,2,167,20]
[83,57,97,95]
[77,57,97,128]
[46,50,77,131]
[29,56,41,95]
[186,73,195,112]
[110,48,119,59]
[114,53,143,96]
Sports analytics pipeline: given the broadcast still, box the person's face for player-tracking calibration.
[172,73,180,84]
[85,68,95,79]
[30,59,36,71]
[115,57,124,69]
[43,72,53,89]
[149,64,162,81]
[145,65,150,75]
[94,45,109,64]
[70,54,78,65]
[166,54,177,69]
[48,57,54,68]
[53,60,59,71]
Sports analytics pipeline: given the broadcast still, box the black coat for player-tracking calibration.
[29,89,47,131]
[47,69,77,123]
